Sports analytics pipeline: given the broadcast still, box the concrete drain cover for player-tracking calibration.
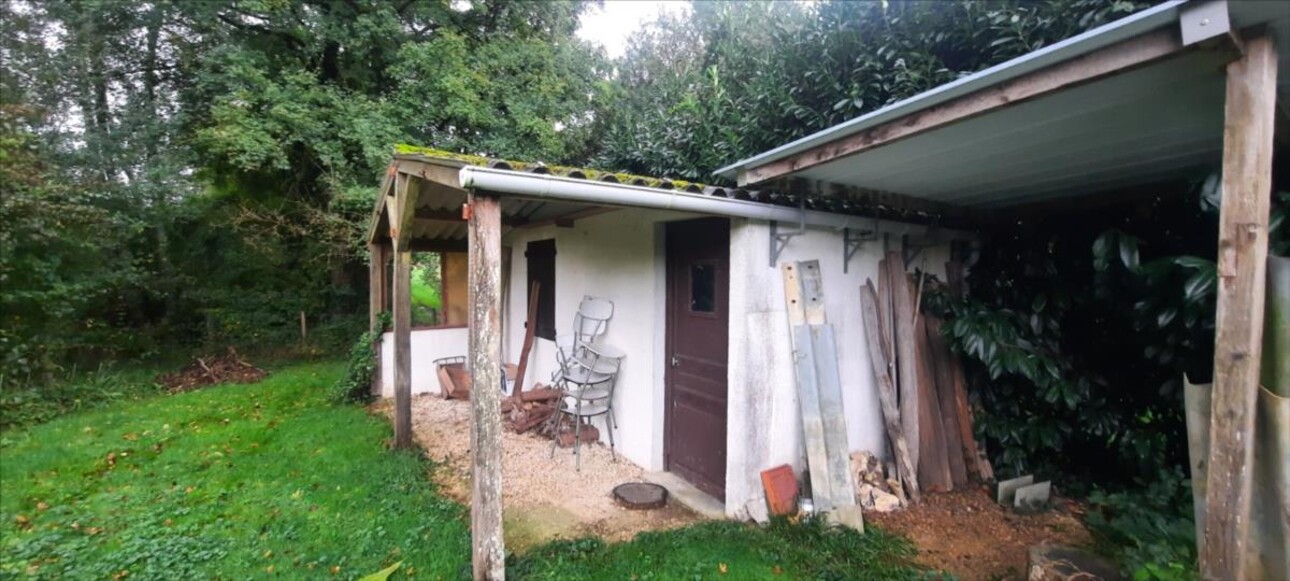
[612,482,668,510]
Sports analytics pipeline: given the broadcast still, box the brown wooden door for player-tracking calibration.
[665,218,730,501]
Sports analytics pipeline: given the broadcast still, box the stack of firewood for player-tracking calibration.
[501,385,601,447]
[501,385,560,433]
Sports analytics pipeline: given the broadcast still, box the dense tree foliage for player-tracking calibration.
[595,0,1148,180]
[1,0,609,382]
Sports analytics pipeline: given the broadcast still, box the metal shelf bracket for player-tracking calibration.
[843,223,877,273]
[769,198,807,267]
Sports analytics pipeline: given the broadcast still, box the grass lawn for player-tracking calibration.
[1,361,928,580]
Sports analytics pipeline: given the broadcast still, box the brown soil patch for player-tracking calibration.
[868,487,1093,580]
[378,394,700,551]
[156,347,267,393]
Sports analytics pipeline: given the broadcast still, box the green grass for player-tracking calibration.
[1,362,468,579]
[509,518,928,580]
[411,266,441,310]
[2,361,929,580]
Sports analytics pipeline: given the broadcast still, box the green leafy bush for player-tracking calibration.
[1086,468,1198,579]
[331,313,389,404]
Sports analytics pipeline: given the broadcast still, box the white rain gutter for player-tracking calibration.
[712,0,1190,180]
[458,165,873,230]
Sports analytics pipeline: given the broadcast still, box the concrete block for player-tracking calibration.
[1014,481,1052,513]
[997,474,1034,505]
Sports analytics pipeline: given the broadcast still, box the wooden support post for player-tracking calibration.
[392,248,413,450]
[1201,34,1277,581]
[380,244,392,321]
[468,193,505,580]
[369,242,385,333]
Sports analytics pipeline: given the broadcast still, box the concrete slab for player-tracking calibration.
[997,474,1034,505]
[645,471,725,520]
[1014,481,1052,514]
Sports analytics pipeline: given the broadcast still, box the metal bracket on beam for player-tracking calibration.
[902,218,941,269]
[769,197,807,267]
[843,221,877,273]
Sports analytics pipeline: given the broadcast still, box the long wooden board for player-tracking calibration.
[913,304,953,493]
[926,316,968,488]
[793,324,836,512]
[885,254,921,471]
[784,261,862,530]
[861,280,920,501]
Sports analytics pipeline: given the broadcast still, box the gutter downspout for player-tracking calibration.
[459,165,873,231]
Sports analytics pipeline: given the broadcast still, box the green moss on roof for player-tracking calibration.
[392,143,713,191]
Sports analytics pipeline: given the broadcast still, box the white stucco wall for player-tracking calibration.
[378,327,469,397]
[725,218,952,520]
[502,209,703,472]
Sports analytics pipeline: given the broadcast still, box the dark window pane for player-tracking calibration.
[691,263,715,313]
[526,239,556,340]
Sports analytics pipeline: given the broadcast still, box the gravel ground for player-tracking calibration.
[377,394,699,549]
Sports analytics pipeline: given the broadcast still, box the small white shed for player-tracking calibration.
[366,147,959,522]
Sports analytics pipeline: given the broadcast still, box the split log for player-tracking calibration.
[520,387,561,403]
[860,280,920,502]
[510,406,555,433]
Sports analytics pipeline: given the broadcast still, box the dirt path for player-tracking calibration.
[377,394,699,551]
[868,488,1095,580]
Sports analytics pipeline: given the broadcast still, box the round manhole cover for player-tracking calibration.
[612,482,668,510]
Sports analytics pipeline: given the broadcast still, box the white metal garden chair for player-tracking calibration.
[548,337,624,470]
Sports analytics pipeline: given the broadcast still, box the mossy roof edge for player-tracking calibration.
[392,144,706,191]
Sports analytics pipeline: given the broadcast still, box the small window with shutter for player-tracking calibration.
[526,239,556,340]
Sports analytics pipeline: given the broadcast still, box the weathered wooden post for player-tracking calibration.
[369,242,389,334]
[391,174,418,450]
[467,191,506,579]
[369,242,388,397]
[1202,34,1277,581]
[391,247,413,449]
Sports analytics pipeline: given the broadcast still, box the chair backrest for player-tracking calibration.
[573,295,614,343]
[553,333,579,370]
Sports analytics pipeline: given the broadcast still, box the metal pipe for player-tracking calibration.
[458,165,871,230]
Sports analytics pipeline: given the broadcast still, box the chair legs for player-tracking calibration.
[573,399,583,471]
[605,412,615,462]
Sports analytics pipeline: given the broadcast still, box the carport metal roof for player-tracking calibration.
[715,0,1289,209]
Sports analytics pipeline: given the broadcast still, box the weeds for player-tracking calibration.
[1086,468,1198,580]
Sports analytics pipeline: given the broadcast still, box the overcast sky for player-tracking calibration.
[577,1,691,59]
